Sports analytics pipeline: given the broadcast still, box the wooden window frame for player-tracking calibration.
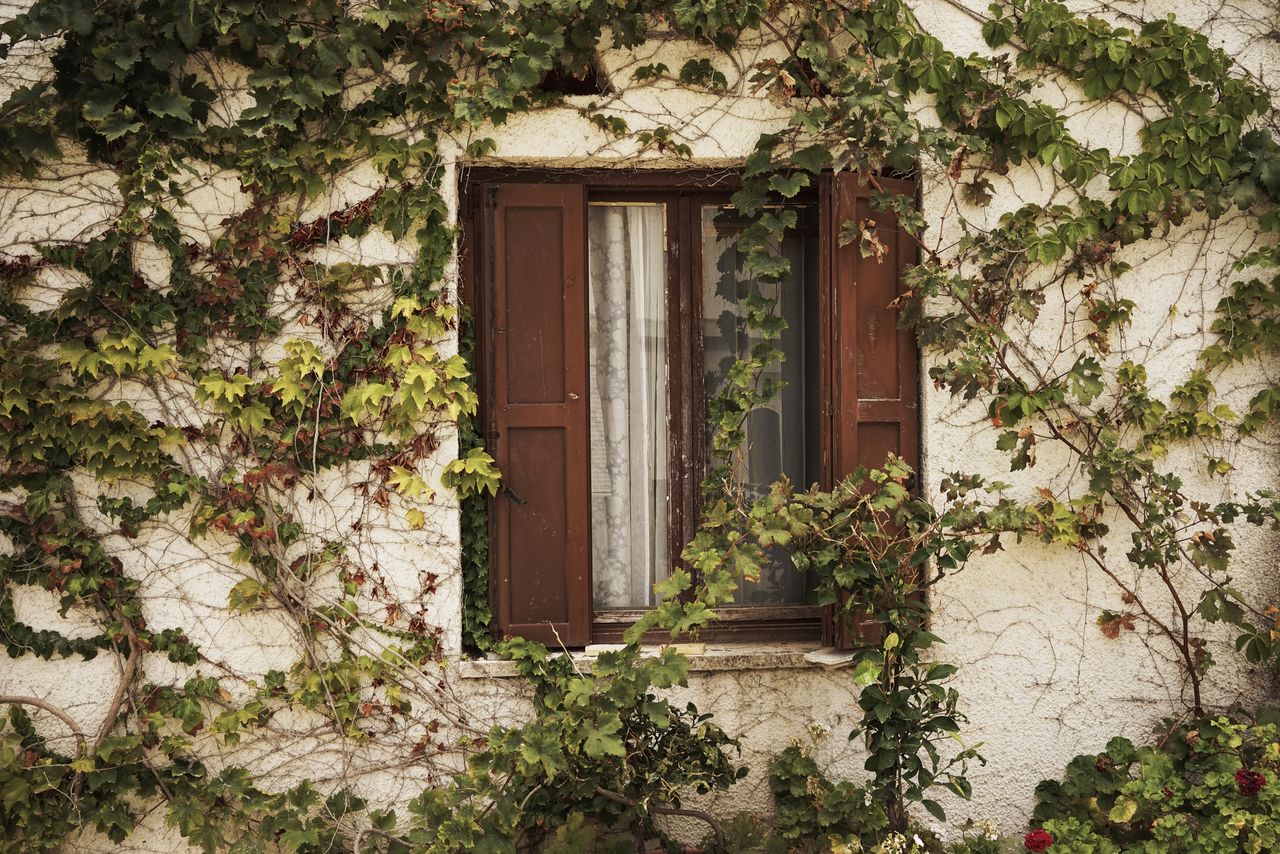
[460,167,918,647]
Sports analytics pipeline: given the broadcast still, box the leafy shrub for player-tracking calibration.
[766,746,1017,854]
[400,640,747,851]
[1032,715,1280,852]
[768,744,889,851]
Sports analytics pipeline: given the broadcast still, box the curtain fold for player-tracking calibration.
[588,204,668,609]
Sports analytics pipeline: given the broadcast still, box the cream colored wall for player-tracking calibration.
[1,0,1278,848]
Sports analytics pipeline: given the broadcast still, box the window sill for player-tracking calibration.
[454,642,855,679]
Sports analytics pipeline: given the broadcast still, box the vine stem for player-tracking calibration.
[92,642,141,752]
[0,695,87,755]
[594,787,726,854]
[254,481,485,738]
[70,617,144,798]
[911,218,1213,715]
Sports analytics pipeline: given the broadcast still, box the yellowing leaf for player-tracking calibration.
[228,578,269,612]
[388,465,432,499]
[1108,796,1138,823]
[340,383,393,424]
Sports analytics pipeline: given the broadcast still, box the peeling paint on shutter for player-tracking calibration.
[823,172,920,649]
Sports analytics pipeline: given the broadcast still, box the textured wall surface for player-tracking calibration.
[1,0,1278,848]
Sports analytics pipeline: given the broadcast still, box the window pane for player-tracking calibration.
[702,204,819,605]
[588,204,669,609]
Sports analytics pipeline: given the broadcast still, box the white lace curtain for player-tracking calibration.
[587,204,669,609]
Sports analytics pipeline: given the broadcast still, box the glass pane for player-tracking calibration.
[588,204,669,609]
[702,204,819,605]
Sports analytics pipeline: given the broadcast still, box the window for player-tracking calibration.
[461,170,918,647]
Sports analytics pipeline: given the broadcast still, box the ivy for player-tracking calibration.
[0,0,1277,849]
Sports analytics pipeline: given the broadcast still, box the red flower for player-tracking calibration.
[1236,768,1267,797]
[1024,829,1053,852]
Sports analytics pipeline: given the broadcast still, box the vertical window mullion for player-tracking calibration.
[683,193,706,585]
[665,192,687,589]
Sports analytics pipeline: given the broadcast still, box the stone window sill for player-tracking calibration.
[454,642,854,679]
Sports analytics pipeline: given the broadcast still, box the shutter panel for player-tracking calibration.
[485,182,592,647]
[823,172,920,648]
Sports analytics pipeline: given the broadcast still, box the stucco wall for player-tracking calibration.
[1,0,1278,849]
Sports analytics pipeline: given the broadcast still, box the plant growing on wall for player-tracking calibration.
[1032,715,1280,852]
[0,0,1277,850]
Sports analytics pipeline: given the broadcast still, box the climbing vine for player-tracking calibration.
[0,0,1277,850]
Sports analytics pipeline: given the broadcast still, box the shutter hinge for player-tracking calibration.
[485,185,498,209]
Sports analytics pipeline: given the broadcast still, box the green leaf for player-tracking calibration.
[791,144,832,174]
[768,172,809,198]
[851,658,882,686]
[97,112,144,141]
[147,92,195,122]
[582,714,625,758]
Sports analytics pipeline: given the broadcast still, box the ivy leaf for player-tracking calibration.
[228,578,269,612]
[982,20,1013,47]
[581,714,625,758]
[790,144,832,174]
[98,112,143,141]
[147,92,195,122]
[237,402,272,432]
[643,698,671,728]
[280,826,320,851]
[341,382,393,424]
[768,172,809,198]
[388,466,433,499]
[249,67,291,88]
[1068,356,1105,405]
[645,652,689,688]
[1258,156,1280,193]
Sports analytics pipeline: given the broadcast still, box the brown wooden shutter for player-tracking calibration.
[484,182,592,647]
[823,172,920,648]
